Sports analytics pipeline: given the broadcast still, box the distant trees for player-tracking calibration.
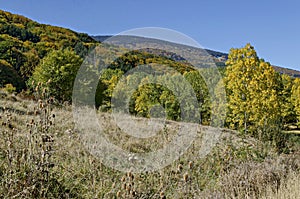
[0,10,96,94]
[94,67,206,122]
[29,49,82,101]
[0,24,40,42]
[184,70,210,124]
[97,68,124,109]
[20,49,40,79]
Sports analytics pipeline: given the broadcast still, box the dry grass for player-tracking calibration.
[262,172,300,199]
[218,152,299,198]
[0,91,299,198]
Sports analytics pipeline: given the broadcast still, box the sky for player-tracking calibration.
[1,0,300,70]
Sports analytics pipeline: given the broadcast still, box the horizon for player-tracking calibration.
[1,0,299,70]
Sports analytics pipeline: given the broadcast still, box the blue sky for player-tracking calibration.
[1,0,300,70]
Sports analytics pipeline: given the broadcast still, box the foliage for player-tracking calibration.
[0,23,40,42]
[278,74,296,125]
[0,10,96,91]
[2,83,16,93]
[0,59,25,91]
[184,70,210,124]
[291,78,300,126]
[98,70,203,122]
[211,79,227,127]
[97,68,124,109]
[225,44,281,143]
[109,50,194,74]
[29,49,83,101]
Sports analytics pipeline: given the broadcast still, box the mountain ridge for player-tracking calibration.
[92,35,300,77]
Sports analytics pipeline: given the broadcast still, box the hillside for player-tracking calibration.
[93,35,300,77]
[0,10,97,91]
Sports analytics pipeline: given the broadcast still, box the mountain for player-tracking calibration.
[92,35,300,77]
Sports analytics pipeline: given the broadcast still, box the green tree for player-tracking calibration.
[133,75,164,118]
[29,49,82,101]
[97,68,124,110]
[211,79,227,127]
[184,70,210,124]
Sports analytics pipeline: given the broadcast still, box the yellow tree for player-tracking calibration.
[291,78,300,126]
[225,44,259,132]
[250,61,281,134]
[279,74,296,125]
[225,44,280,137]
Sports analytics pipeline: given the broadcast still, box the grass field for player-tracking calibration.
[0,91,299,198]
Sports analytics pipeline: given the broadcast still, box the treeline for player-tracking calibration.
[28,45,300,127]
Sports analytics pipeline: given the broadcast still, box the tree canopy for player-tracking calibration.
[29,49,82,101]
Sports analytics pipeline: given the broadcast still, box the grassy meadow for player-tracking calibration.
[0,90,299,199]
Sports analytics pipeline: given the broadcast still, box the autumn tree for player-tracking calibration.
[225,44,259,132]
[291,78,300,126]
[278,74,296,125]
[225,44,281,139]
